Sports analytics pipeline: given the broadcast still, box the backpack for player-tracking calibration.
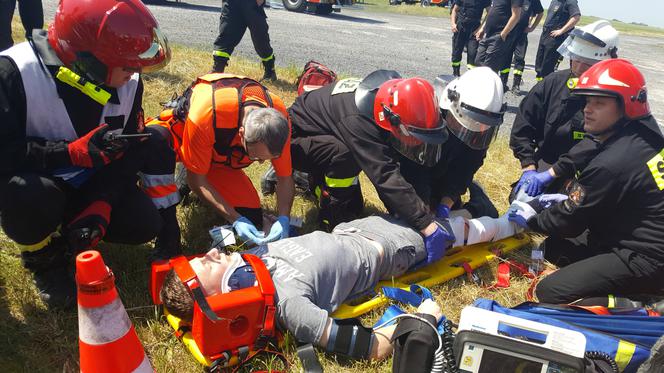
[296,60,337,96]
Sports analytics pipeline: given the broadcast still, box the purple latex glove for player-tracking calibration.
[423,220,456,264]
[436,204,451,219]
[515,170,537,195]
[538,193,568,209]
[525,170,555,197]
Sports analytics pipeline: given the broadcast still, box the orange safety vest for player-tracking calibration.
[147,73,288,168]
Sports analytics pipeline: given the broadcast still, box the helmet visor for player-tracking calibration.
[557,28,607,66]
[138,27,171,73]
[447,110,500,150]
[389,135,443,167]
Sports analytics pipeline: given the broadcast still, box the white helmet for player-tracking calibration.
[558,20,619,65]
[439,67,505,150]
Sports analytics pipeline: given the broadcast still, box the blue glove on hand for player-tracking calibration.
[525,170,555,197]
[515,170,537,195]
[259,215,290,244]
[538,193,568,209]
[423,220,456,265]
[508,201,537,229]
[232,216,264,245]
[435,204,451,219]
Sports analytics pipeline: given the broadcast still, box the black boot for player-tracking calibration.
[21,238,76,309]
[463,181,499,218]
[212,56,228,73]
[151,205,182,261]
[261,57,277,82]
[500,72,509,92]
[452,65,461,77]
[511,74,522,94]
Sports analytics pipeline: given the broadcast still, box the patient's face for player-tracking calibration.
[189,248,232,296]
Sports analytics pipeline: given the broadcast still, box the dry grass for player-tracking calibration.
[0,17,543,373]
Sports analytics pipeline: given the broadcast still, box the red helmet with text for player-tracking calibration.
[48,0,171,84]
[573,58,650,120]
[373,77,447,166]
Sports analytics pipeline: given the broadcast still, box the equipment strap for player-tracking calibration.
[374,285,446,334]
[296,343,324,373]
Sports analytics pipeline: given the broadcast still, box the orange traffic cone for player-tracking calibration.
[76,250,153,373]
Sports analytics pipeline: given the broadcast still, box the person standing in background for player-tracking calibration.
[534,0,580,80]
[449,0,491,77]
[0,0,43,51]
[500,0,543,93]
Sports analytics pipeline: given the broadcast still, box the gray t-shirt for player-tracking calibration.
[246,215,426,344]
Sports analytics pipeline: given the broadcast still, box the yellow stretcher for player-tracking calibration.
[331,234,531,319]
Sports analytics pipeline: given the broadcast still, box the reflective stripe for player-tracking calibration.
[451,61,461,67]
[573,131,585,140]
[55,67,112,105]
[261,54,275,62]
[607,294,616,308]
[536,76,543,81]
[513,69,524,76]
[500,68,510,74]
[647,148,664,190]
[324,175,358,188]
[132,355,152,373]
[150,192,181,209]
[140,173,175,188]
[615,340,636,372]
[16,231,56,252]
[315,186,322,200]
[467,64,475,69]
[144,184,178,199]
[78,297,132,344]
[213,50,231,58]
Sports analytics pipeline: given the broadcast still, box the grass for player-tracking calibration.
[353,0,664,37]
[0,17,546,373]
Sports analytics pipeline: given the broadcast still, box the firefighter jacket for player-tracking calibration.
[288,81,434,231]
[151,74,292,178]
[528,116,664,266]
[510,69,586,171]
[0,31,143,179]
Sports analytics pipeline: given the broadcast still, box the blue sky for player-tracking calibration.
[540,0,664,29]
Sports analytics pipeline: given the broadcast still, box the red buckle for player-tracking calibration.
[461,262,482,285]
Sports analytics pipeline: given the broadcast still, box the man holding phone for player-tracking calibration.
[0,0,179,309]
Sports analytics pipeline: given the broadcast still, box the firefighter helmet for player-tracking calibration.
[558,20,619,65]
[48,0,171,85]
[373,77,447,166]
[573,58,649,120]
[439,67,506,150]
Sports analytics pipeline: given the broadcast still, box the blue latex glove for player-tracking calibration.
[232,216,264,245]
[538,193,568,209]
[525,170,555,197]
[515,170,537,195]
[423,220,456,265]
[258,215,290,244]
[435,204,451,219]
[508,201,537,229]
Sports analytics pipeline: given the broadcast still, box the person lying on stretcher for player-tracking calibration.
[160,207,529,362]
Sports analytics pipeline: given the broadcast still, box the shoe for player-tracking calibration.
[452,65,461,77]
[260,57,277,82]
[212,56,228,73]
[151,205,182,261]
[511,75,522,94]
[463,181,498,218]
[21,239,76,309]
[500,73,509,93]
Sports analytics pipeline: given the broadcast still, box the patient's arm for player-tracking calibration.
[448,208,523,247]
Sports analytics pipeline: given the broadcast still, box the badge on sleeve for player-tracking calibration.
[562,180,586,212]
[647,149,664,190]
[331,78,362,95]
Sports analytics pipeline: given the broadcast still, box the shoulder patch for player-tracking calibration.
[563,179,586,212]
[331,78,362,95]
[647,148,664,190]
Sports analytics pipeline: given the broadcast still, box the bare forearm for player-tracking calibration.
[502,7,522,36]
[561,15,580,33]
[187,172,240,221]
[275,175,295,217]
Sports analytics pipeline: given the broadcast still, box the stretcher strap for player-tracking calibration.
[374,285,445,334]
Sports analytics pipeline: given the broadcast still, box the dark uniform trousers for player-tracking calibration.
[0,0,43,51]
[476,31,520,73]
[536,233,664,304]
[213,0,274,62]
[534,29,565,79]
[451,15,481,68]
[0,125,176,251]
[511,32,528,75]
[290,135,363,232]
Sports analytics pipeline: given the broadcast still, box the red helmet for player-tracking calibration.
[373,78,447,166]
[48,0,171,84]
[573,58,650,120]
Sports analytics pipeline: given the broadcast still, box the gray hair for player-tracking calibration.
[243,108,289,156]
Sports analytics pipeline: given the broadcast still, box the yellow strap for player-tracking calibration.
[324,175,358,188]
[615,340,636,372]
[16,228,60,252]
[607,294,616,308]
[55,67,112,106]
